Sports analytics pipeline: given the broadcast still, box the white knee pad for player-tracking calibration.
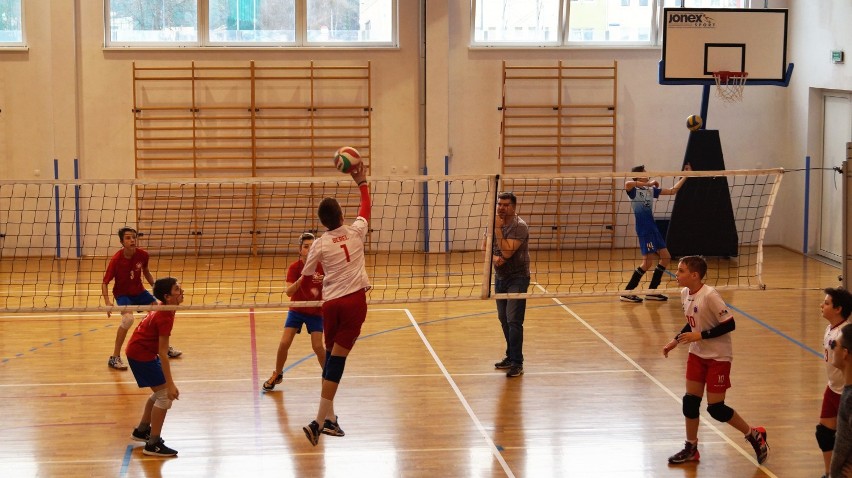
[119,312,134,330]
[153,388,173,410]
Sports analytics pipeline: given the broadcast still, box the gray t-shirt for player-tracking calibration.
[831,385,852,477]
[491,215,530,280]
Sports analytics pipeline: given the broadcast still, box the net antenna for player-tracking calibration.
[713,70,748,103]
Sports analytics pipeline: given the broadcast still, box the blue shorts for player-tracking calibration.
[116,291,156,306]
[285,310,323,334]
[128,357,166,388]
[638,229,666,255]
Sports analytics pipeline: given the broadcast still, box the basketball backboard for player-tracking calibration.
[659,8,791,86]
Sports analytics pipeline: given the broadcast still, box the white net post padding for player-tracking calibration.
[0,170,783,312]
[713,71,748,103]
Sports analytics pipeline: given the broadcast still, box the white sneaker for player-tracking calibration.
[167,346,182,358]
[108,356,128,370]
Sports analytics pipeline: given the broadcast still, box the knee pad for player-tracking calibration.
[682,394,701,419]
[816,423,836,452]
[119,312,134,330]
[322,355,347,383]
[707,401,734,422]
[153,388,173,410]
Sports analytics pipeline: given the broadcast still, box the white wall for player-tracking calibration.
[786,0,852,253]
[4,0,849,252]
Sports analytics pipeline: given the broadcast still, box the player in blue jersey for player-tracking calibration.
[620,164,689,303]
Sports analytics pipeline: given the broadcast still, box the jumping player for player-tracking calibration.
[817,287,852,477]
[662,255,769,465]
[126,277,184,457]
[103,227,180,370]
[301,163,371,446]
[620,165,688,303]
[261,232,327,392]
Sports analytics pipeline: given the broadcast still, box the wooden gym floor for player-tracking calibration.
[0,246,842,477]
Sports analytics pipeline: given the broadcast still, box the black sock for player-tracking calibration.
[649,264,666,289]
[625,267,646,290]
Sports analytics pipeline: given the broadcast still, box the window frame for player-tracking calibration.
[104,0,398,49]
[0,0,26,50]
[470,0,752,49]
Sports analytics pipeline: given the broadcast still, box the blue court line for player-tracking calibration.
[1,323,113,365]
[119,444,133,476]
[277,301,599,375]
[726,302,822,358]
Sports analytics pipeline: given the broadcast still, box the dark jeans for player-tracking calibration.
[495,275,530,366]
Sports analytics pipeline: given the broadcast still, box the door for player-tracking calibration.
[820,93,852,262]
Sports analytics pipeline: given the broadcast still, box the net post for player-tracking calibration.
[480,174,499,299]
[53,159,61,259]
[844,153,851,290]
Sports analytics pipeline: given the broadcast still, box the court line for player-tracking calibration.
[726,302,822,358]
[538,285,778,477]
[402,308,516,478]
[119,444,133,477]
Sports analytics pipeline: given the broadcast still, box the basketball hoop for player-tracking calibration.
[712,71,748,103]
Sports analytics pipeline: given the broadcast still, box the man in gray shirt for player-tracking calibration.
[489,191,530,378]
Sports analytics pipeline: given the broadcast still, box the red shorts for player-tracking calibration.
[685,353,732,393]
[821,385,842,419]
[321,289,367,351]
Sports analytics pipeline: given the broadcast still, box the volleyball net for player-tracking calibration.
[0,169,783,312]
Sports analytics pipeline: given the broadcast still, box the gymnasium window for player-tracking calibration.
[471,0,751,48]
[105,0,397,48]
[0,0,24,47]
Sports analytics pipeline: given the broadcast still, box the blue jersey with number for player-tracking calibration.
[627,186,665,254]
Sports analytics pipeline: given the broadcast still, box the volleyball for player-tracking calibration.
[334,146,362,173]
[686,115,703,131]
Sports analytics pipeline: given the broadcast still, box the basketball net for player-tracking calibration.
[712,71,748,103]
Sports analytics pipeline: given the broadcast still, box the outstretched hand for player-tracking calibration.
[350,164,367,185]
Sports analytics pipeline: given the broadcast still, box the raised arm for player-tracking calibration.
[350,165,371,221]
[660,175,688,196]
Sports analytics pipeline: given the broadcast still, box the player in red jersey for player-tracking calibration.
[663,255,769,466]
[301,164,370,445]
[126,277,184,457]
[102,227,181,370]
[261,232,327,392]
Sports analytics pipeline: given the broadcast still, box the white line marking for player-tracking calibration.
[537,284,777,477]
[402,308,516,478]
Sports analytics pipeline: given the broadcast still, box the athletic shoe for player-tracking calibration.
[167,346,182,358]
[143,438,178,457]
[506,365,524,377]
[108,356,128,370]
[645,294,669,301]
[322,416,345,437]
[130,427,150,442]
[620,295,643,303]
[494,357,512,369]
[303,420,321,446]
[746,427,769,464]
[262,371,283,391]
[668,441,700,464]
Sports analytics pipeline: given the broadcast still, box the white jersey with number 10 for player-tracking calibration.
[681,284,734,362]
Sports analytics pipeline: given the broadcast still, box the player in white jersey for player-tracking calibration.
[816,287,852,477]
[302,163,371,446]
[662,256,769,466]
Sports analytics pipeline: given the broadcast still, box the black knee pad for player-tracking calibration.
[816,423,836,452]
[682,394,701,419]
[322,355,347,383]
[707,401,734,422]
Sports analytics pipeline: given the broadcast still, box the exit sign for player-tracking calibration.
[832,50,845,63]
